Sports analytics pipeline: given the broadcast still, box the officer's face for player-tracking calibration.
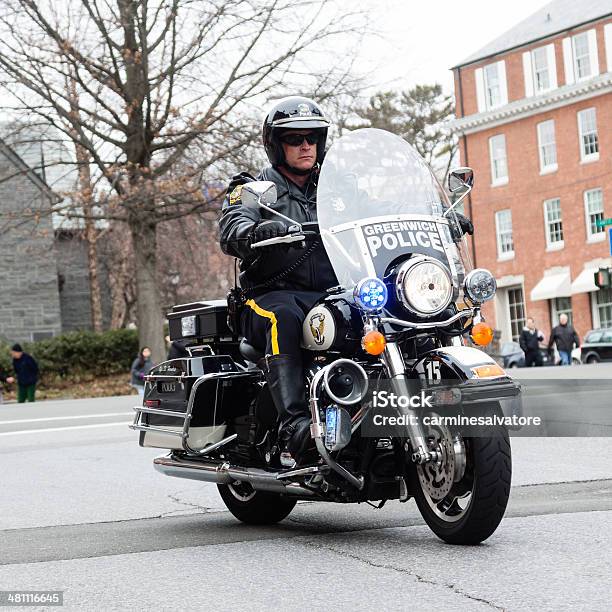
[280,129,317,172]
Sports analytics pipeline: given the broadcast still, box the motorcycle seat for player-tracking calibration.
[239,338,265,365]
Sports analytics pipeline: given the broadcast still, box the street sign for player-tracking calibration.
[595,218,612,228]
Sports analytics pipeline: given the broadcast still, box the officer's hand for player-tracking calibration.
[455,212,474,236]
[251,220,288,243]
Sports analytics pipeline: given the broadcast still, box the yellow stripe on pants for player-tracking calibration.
[245,299,279,355]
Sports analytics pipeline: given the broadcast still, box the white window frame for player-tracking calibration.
[523,44,557,97]
[573,32,592,80]
[605,24,612,75]
[537,120,557,174]
[495,209,514,260]
[584,188,605,242]
[489,134,509,186]
[593,288,612,328]
[507,286,526,343]
[543,198,564,250]
[563,29,599,85]
[577,108,599,162]
[475,61,508,112]
[550,297,573,327]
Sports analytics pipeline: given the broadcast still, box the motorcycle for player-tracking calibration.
[131,128,521,544]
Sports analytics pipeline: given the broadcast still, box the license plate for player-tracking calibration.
[158,381,177,393]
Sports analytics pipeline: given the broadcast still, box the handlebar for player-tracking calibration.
[250,230,319,249]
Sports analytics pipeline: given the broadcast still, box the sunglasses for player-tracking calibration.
[279,132,321,146]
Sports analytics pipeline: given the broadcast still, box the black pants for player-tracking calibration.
[241,290,324,357]
[524,350,542,367]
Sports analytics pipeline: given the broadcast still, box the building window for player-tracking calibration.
[573,32,592,80]
[577,108,599,161]
[489,134,508,185]
[484,63,501,109]
[544,198,563,248]
[495,209,514,259]
[595,288,612,328]
[508,287,526,342]
[523,45,557,97]
[537,120,557,172]
[551,297,572,326]
[532,47,550,91]
[584,188,605,241]
[475,61,507,112]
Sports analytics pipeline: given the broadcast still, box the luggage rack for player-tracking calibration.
[129,369,260,455]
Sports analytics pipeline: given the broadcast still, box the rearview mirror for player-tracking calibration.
[240,181,278,207]
[448,167,474,193]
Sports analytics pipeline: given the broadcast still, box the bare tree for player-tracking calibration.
[351,84,458,180]
[0,0,364,360]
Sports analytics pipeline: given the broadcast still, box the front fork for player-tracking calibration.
[381,342,440,465]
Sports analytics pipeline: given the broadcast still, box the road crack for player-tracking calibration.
[302,541,506,611]
[162,493,212,516]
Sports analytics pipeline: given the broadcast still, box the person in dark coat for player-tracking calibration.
[548,313,580,366]
[130,347,153,397]
[8,343,39,403]
[519,317,544,367]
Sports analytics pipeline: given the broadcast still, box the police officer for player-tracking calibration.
[219,96,336,465]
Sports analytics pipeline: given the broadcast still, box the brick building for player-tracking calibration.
[451,0,612,343]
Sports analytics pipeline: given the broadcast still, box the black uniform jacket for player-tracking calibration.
[219,166,337,294]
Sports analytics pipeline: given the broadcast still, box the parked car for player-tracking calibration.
[499,341,554,368]
[580,328,612,363]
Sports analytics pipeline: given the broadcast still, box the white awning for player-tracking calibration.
[530,269,571,301]
[571,267,599,295]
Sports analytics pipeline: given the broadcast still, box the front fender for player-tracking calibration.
[410,345,522,428]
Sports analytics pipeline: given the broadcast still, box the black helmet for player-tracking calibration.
[262,96,330,168]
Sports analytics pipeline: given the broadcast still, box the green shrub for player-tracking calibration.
[0,329,139,381]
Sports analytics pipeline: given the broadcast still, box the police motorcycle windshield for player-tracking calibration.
[317,128,472,304]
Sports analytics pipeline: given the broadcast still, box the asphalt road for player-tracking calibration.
[0,368,611,611]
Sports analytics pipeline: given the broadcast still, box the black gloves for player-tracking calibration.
[250,220,288,244]
[455,213,474,236]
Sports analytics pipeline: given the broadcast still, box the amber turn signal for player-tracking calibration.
[470,322,494,346]
[471,363,506,378]
[362,330,387,355]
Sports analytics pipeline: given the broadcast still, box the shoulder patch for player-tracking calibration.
[229,184,244,205]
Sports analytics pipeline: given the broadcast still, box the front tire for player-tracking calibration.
[217,482,297,525]
[412,410,512,545]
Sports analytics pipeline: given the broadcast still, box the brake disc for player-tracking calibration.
[417,419,455,502]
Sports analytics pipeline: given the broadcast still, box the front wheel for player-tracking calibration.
[412,409,512,545]
[217,482,297,525]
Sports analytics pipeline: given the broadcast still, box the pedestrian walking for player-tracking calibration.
[130,347,153,397]
[0,368,8,404]
[7,344,39,402]
[548,314,580,366]
[519,317,544,367]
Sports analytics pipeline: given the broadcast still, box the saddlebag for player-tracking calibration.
[133,354,260,451]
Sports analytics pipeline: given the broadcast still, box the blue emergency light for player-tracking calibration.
[354,277,388,311]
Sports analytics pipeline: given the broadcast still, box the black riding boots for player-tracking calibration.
[262,354,313,466]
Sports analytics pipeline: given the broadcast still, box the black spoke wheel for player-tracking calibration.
[412,406,512,544]
[217,482,297,525]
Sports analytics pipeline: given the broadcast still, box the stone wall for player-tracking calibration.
[55,231,112,331]
[0,146,62,343]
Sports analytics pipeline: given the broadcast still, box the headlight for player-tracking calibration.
[396,256,453,316]
[464,268,497,303]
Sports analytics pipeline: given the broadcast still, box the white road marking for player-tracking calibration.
[0,412,133,425]
[0,422,130,436]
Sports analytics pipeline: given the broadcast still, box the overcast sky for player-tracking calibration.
[354,0,554,94]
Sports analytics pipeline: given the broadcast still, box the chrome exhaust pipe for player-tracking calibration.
[153,455,315,497]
